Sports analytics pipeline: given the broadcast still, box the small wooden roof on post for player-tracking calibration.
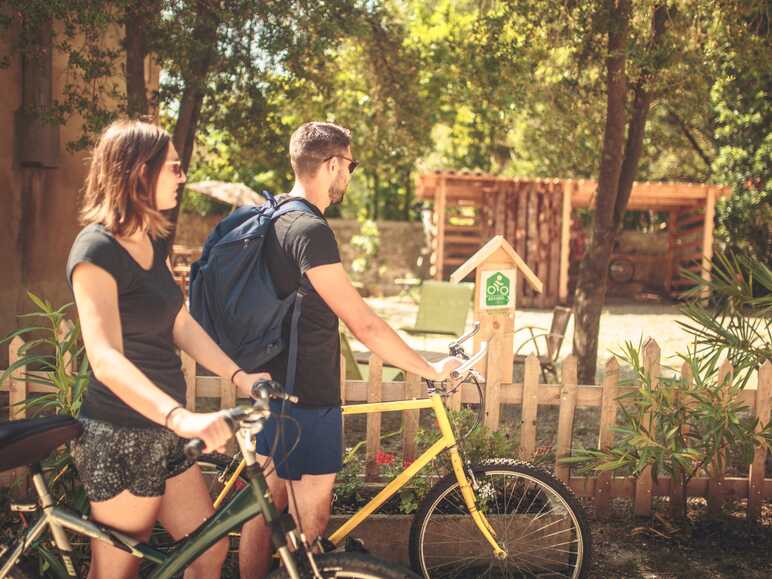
[449,235,543,432]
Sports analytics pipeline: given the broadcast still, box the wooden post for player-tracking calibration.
[558,181,573,304]
[700,188,716,299]
[449,236,543,431]
[57,320,75,373]
[634,339,660,517]
[181,351,196,410]
[433,177,447,280]
[340,352,347,436]
[555,356,577,482]
[748,361,771,521]
[519,355,540,458]
[402,371,422,464]
[9,336,26,420]
[365,355,383,481]
[595,358,619,518]
[670,360,692,518]
[665,209,678,295]
[708,360,733,516]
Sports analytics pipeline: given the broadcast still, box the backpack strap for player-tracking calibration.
[271,198,316,221]
[269,198,316,397]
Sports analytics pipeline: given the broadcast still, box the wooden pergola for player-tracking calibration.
[416,171,731,307]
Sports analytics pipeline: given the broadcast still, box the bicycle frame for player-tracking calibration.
[1,427,297,579]
[212,393,507,559]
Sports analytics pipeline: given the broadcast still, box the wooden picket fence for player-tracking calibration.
[2,330,771,520]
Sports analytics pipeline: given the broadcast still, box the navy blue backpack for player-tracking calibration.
[188,192,314,394]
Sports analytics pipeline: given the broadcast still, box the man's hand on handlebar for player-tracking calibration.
[233,370,273,399]
[428,356,464,381]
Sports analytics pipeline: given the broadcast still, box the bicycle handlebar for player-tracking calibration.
[449,340,488,380]
[183,380,295,460]
[449,321,480,352]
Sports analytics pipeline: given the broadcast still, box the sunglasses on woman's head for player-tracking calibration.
[324,154,359,174]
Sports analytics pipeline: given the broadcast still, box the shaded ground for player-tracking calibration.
[587,500,772,578]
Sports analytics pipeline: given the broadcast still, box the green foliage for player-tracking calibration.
[0,293,89,418]
[564,341,771,496]
[678,252,772,385]
[349,218,383,289]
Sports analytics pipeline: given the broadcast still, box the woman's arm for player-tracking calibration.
[172,306,270,399]
[72,262,231,451]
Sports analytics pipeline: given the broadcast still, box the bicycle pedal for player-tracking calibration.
[344,536,369,554]
[10,502,37,512]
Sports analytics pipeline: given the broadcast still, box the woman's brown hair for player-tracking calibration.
[80,119,173,238]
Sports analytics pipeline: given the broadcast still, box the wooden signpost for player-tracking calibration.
[450,235,543,430]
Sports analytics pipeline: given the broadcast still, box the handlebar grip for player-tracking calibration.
[184,438,206,460]
[251,380,299,404]
[450,341,489,380]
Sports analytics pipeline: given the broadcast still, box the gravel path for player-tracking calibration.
[353,297,757,386]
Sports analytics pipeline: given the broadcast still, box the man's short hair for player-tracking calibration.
[290,122,352,178]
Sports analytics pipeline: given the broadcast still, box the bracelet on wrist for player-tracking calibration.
[163,405,184,429]
[230,368,245,385]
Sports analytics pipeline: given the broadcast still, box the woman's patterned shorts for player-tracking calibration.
[71,418,194,502]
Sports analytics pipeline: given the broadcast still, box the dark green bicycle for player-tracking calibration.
[0,382,417,579]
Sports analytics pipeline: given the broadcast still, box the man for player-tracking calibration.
[239,122,461,577]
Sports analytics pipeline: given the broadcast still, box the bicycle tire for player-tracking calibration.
[409,459,591,579]
[267,551,420,578]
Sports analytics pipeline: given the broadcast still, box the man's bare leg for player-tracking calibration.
[284,473,336,548]
[239,466,336,579]
[239,454,289,579]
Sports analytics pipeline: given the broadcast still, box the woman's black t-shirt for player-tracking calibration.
[66,223,185,428]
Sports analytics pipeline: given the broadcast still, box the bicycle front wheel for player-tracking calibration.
[409,459,591,579]
[268,551,420,578]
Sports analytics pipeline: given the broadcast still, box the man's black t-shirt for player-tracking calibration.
[65,223,186,428]
[261,197,342,407]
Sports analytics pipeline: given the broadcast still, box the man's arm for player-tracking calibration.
[306,263,460,380]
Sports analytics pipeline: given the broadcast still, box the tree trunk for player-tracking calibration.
[167,0,221,244]
[124,1,160,117]
[573,2,669,383]
[573,0,631,384]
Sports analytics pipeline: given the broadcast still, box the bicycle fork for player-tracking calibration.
[433,398,508,560]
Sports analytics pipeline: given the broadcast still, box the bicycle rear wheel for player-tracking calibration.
[409,459,591,579]
[267,551,420,578]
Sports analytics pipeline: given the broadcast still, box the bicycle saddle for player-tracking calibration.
[0,415,82,471]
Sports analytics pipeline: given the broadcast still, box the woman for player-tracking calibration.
[66,119,267,579]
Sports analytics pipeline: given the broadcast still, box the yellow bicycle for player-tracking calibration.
[206,324,592,578]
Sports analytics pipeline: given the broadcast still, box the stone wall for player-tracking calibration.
[176,213,427,295]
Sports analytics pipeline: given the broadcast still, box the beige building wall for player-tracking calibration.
[0,19,159,366]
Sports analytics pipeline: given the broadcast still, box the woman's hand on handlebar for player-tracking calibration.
[233,371,272,399]
[428,356,464,381]
[168,409,232,454]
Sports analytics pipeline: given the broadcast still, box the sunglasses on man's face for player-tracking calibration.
[324,154,359,174]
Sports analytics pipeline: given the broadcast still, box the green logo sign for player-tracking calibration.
[485,272,511,307]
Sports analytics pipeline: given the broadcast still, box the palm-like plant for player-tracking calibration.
[1,292,89,417]
[678,252,771,386]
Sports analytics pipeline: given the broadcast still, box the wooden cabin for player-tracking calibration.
[416,171,731,307]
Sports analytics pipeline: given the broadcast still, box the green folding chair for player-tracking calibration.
[401,281,474,338]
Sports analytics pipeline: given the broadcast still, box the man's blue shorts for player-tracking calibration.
[253,400,343,481]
